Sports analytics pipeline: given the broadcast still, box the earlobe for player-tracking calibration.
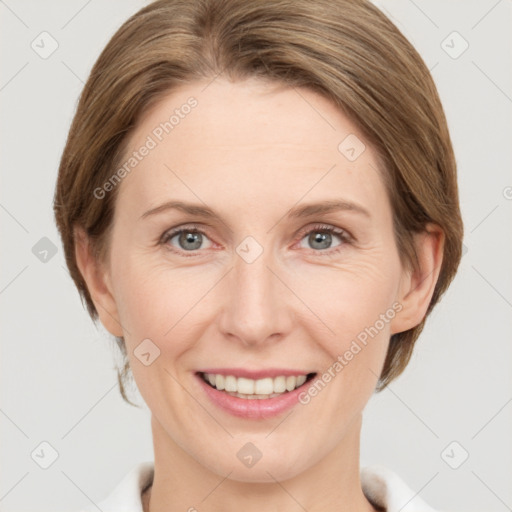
[74,227,124,337]
[390,224,445,335]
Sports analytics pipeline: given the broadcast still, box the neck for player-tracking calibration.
[144,414,379,512]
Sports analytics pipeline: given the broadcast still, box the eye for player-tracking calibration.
[160,223,351,257]
[296,224,350,254]
[160,225,213,255]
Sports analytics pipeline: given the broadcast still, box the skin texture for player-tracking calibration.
[75,77,444,512]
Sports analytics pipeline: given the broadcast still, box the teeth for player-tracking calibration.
[273,376,287,393]
[254,377,273,395]
[238,377,255,395]
[215,374,225,391]
[202,373,310,396]
[224,375,237,392]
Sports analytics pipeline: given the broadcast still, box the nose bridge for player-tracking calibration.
[219,237,292,346]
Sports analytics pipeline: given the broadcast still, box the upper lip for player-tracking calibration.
[197,368,315,380]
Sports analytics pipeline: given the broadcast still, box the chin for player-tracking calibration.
[215,455,310,484]
[192,434,320,483]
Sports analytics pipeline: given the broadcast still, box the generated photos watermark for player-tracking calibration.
[298,301,403,405]
[93,96,198,199]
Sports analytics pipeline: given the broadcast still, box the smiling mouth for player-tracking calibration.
[198,372,316,399]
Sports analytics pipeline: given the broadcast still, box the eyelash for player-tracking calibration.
[159,223,352,258]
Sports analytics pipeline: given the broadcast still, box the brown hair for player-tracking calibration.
[53,0,463,405]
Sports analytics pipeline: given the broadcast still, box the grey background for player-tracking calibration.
[1,1,511,511]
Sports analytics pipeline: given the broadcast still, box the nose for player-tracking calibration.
[218,242,294,348]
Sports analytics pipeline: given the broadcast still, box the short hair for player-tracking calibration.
[53,0,464,404]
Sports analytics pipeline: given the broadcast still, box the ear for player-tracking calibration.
[74,227,124,337]
[390,223,445,335]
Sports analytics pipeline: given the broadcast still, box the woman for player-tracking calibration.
[53,0,463,510]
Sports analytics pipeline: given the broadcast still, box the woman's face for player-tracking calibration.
[94,77,412,482]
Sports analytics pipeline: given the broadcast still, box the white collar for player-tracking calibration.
[87,461,440,512]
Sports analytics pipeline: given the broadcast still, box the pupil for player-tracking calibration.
[311,232,330,250]
[181,231,201,250]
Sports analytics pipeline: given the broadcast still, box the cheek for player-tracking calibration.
[295,264,399,426]
[114,245,401,335]
[290,253,401,405]
[109,253,195,349]
[294,256,401,340]
[109,253,231,388]
[111,227,402,358]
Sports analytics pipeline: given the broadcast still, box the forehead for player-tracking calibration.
[115,77,387,216]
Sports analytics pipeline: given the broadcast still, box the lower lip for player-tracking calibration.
[196,374,310,420]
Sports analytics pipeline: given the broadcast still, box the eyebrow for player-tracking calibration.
[140,199,370,221]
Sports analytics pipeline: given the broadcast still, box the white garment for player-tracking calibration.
[78,461,441,512]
